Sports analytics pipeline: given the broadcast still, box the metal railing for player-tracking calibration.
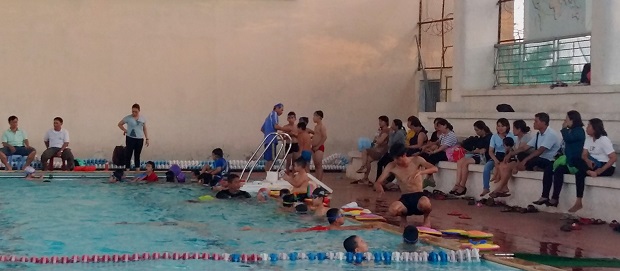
[240,133,292,182]
[494,35,590,86]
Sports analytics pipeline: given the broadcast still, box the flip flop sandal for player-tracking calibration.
[495,192,512,198]
[501,206,516,212]
[485,198,496,207]
[453,187,468,196]
[593,219,606,225]
[459,214,472,219]
[350,179,365,184]
[561,213,579,220]
[614,225,620,233]
[467,199,476,206]
[579,218,594,225]
[527,205,539,213]
[609,220,619,228]
[560,223,573,232]
[571,223,582,230]
[447,211,462,216]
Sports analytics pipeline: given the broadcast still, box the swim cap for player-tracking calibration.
[24,166,35,176]
[282,194,295,207]
[403,225,419,244]
[312,187,328,198]
[295,204,309,214]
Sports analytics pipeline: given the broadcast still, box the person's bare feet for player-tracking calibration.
[568,201,583,213]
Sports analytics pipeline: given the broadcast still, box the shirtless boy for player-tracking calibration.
[297,122,312,171]
[311,111,327,180]
[375,143,437,228]
[282,112,300,171]
[282,157,316,202]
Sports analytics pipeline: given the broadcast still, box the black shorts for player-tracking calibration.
[525,157,552,171]
[472,155,483,164]
[285,143,300,153]
[282,193,308,204]
[399,192,425,216]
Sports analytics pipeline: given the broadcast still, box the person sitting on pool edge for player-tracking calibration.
[215,174,251,199]
[375,143,437,228]
[343,235,369,253]
[282,157,316,202]
[133,161,158,182]
[200,148,229,187]
[24,166,43,180]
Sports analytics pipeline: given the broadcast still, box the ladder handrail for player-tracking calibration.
[240,132,292,182]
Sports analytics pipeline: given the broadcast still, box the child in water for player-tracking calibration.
[133,161,158,182]
[24,166,43,180]
[109,169,126,183]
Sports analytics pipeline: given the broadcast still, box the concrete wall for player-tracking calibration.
[0,0,420,160]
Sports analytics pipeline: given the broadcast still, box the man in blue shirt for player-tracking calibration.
[512,113,562,171]
[261,103,284,171]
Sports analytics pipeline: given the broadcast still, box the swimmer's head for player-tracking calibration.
[279,189,291,198]
[390,143,408,164]
[145,161,155,172]
[297,122,307,131]
[257,188,269,202]
[295,203,309,214]
[273,103,284,116]
[313,111,324,122]
[503,137,515,148]
[293,157,308,172]
[227,174,241,190]
[24,166,36,176]
[326,208,344,226]
[282,194,295,208]
[403,225,419,244]
[212,148,224,159]
[343,235,368,253]
[311,187,328,207]
[287,112,296,123]
[299,117,309,125]
[379,115,390,128]
[112,169,125,181]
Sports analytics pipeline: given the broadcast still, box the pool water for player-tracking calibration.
[0,178,518,271]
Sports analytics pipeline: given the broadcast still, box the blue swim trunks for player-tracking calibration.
[264,142,278,161]
[301,150,312,162]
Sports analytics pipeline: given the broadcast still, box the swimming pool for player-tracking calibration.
[0,177,518,270]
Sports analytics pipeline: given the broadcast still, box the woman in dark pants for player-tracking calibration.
[569,118,616,213]
[118,104,149,171]
[533,110,585,207]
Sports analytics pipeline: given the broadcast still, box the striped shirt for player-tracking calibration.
[439,131,458,148]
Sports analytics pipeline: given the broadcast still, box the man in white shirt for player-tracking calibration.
[41,117,74,171]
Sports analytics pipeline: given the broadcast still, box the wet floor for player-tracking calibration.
[302,173,620,271]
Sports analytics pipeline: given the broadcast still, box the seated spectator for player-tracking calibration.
[343,235,369,253]
[419,118,457,165]
[200,148,229,187]
[41,117,75,171]
[420,118,442,154]
[479,118,513,197]
[352,116,390,184]
[215,174,251,199]
[405,116,428,156]
[569,118,616,213]
[450,120,492,196]
[534,111,585,207]
[375,119,407,188]
[133,161,158,182]
[495,120,533,196]
[579,63,591,85]
[0,116,36,171]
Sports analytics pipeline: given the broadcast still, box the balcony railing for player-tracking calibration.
[494,35,590,86]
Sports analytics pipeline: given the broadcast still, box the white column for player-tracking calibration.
[590,0,620,86]
[452,0,499,101]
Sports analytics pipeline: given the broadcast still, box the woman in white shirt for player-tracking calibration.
[569,118,617,213]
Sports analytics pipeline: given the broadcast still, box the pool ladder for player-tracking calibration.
[240,132,292,182]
